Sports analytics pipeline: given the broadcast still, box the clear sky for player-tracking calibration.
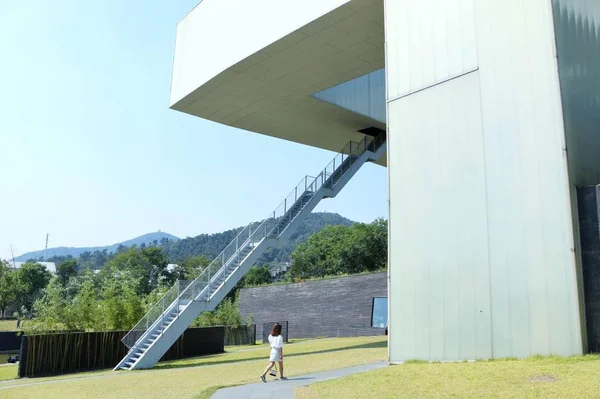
[0,0,387,260]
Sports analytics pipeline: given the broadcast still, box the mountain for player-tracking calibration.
[14,212,355,267]
[162,212,355,264]
[14,232,180,261]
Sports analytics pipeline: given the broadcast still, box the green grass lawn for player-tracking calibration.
[0,365,18,382]
[0,320,18,332]
[296,355,600,399]
[0,336,387,399]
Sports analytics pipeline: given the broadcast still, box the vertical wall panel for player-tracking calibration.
[386,0,584,362]
[385,0,478,99]
[553,0,600,187]
[388,72,492,362]
[474,0,582,358]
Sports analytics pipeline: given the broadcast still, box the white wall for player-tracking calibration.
[171,0,351,106]
[388,72,492,361]
[385,0,477,100]
[386,0,583,362]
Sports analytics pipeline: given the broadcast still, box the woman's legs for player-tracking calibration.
[262,361,275,377]
[278,361,284,378]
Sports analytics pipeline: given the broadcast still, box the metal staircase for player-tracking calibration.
[115,132,386,370]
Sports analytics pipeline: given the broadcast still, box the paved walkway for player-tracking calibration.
[211,362,387,399]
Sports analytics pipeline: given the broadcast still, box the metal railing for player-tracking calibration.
[122,280,190,349]
[121,133,385,350]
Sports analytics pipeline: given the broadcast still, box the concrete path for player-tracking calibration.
[211,362,387,399]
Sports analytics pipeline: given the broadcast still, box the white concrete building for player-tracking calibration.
[164,0,600,363]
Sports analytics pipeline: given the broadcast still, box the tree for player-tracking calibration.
[290,219,388,280]
[27,278,67,333]
[0,260,22,318]
[173,255,210,280]
[338,218,387,274]
[97,270,144,331]
[56,260,78,286]
[105,248,152,295]
[17,262,52,310]
[193,295,249,327]
[90,250,109,270]
[105,247,171,295]
[243,266,272,287]
[26,268,146,333]
[141,247,171,286]
[68,272,99,330]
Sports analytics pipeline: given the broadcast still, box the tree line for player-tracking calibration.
[0,217,387,332]
[40,213,354,270]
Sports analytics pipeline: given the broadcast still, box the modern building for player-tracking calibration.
[117,0,600,369]
[167,0,600,363]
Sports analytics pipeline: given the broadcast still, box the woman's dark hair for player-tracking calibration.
[271,323,282,337]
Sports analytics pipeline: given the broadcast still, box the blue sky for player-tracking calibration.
[0,0,387,260]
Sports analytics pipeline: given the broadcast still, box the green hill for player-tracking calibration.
[162,212,354,265]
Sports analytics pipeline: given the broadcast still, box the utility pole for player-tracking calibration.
[44,233,49,261]
[9,244,16,269]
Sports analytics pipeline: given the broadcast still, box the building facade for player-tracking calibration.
[170,0,600,362]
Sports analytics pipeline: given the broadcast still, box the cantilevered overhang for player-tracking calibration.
[170,0,385,164]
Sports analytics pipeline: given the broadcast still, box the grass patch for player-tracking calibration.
[223,343,264,352]
[0,336,387,398]
[296,354,600,399]
[0,365,17,382]
[0,320,19,332]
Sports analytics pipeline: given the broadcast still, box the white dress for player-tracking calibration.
[268,334,283,362]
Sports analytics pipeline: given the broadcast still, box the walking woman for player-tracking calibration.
[261,323,287,382]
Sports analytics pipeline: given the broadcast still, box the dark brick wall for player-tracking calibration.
[577,185,600,353]
[239,272,387,340]
[0,331,21,351]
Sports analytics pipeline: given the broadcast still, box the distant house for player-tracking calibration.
[167,264,178,272]
[12,262,57,274]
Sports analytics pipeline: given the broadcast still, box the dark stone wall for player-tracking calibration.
[0,331,21,351]
[239,272,387,340]
[577,185,600,353]
[262,321,288,343]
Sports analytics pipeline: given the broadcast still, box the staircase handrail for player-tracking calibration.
[122,133,384,349]
[172,137,376,304]
[121,281,181,349]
